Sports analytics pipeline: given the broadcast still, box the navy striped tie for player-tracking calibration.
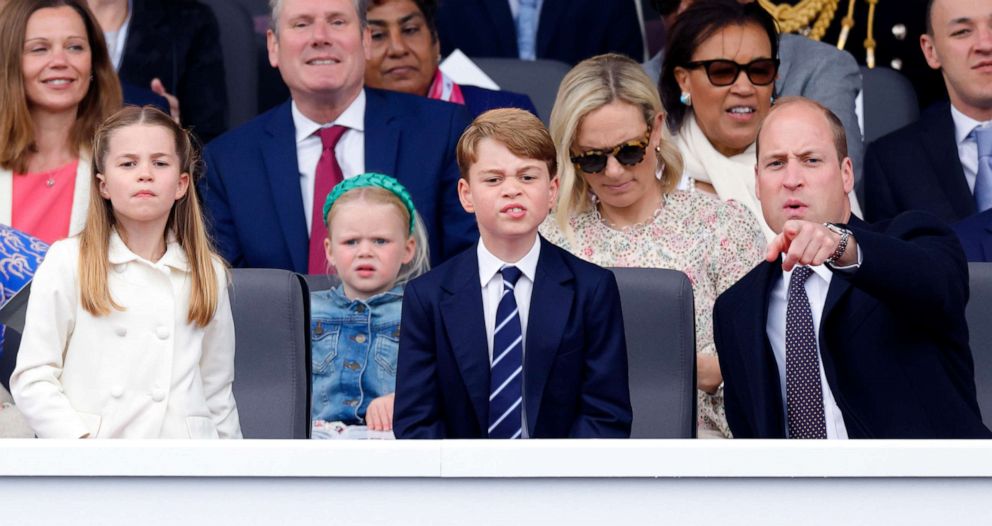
[489,266,524,439]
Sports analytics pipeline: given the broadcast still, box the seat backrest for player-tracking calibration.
[200,0,259,128]
[966,262,992,428]
[303,274,342,293]
[229,268,310,438]
[472,57,572,125]
[610,267,696,438]
[860,66,920,144]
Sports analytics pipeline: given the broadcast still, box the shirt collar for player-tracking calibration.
[950,103,992,145]
[329,282,403,307]
[108,228,188,271]
[783,263,832,287]
[292,89,366,145]
[477,236,541,287]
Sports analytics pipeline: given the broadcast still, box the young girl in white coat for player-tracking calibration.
[11,106,241,438]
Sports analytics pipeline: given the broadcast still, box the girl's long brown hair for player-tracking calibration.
[0,0,122,172]
[80,106,223,327]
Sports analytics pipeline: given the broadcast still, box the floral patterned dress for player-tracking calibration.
[540,190,764,438]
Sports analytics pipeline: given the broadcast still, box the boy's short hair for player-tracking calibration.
[456,108,558,180]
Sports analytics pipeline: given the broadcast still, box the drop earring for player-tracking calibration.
[679,92,691,106]
[770,94,776,104]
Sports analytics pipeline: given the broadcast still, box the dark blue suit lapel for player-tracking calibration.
[921,103,975,216]
[363,89,399,177]
[439,249,490,433]
[981,216,992,262]
[740,261,787,437]
[262,102,308,273]
[481,0,518,56]
[523,239,574,434]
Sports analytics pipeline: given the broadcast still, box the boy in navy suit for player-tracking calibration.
[393,109,632,439]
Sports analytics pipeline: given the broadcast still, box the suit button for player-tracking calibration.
[890,58,903,70]
[156,327,170,340]
[355,334,366,344]
[151,389,166,402]
[110,386,124,398]
[115,326,127,337]
[891,23,906,40]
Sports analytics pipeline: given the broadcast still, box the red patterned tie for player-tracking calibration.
[309,125,348,274]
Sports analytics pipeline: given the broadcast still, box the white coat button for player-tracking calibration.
[115,326,127,337]
[156,327,170,340]
[891,58,903,71]
[110,386,124,398]
[151,389,166,402]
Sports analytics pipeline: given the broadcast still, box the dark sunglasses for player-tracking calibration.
[684,58,779,87]
[570,131,651,174]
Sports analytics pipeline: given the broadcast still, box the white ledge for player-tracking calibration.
[3,439,992,478]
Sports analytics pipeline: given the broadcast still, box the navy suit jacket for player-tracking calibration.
[435,0,644,65]
[953,208,992,262]
[119,0,227,143]
[393,237,632,439]
[713,213,990,438]
[864,102,974,224]
[460,85,538,119]
[201,88,477,272]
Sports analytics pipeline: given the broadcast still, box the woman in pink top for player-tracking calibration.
[0,0,122,244]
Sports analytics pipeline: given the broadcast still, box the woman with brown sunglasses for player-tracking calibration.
[539,54,764,439]
[661,0,862,241]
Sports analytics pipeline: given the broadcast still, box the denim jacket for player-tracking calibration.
[310,284,403,424]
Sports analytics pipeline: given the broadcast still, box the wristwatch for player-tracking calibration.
[823,223,852,265]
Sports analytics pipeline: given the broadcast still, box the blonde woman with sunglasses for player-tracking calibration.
[661,0,861,240]
[539,53,764,439]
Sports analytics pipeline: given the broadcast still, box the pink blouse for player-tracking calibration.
[12,160,79,245]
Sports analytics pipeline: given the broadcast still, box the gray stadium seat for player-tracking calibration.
[473,57,572,126]
[201,0,259,128]
[966,262,992,429]
[861,66,920,145]
[610,267,696,438]
[229,268,310,438]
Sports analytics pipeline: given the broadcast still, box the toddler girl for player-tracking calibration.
[311,173,428,434]
[11,106,241,438]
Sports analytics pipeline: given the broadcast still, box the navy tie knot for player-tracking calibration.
[501,266,522,287]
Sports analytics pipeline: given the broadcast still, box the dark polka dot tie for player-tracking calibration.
[785,266,827,439]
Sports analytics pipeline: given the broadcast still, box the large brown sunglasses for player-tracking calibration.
[684,58,779,87]
[570,131,651,175]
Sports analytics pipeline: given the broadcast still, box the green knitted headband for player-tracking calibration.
[322,172,417,234]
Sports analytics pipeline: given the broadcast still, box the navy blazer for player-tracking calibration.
[953,208,992,262]
[119,0,227,143]
[201,88,477,272]
[435,0,644,65]
[713,213,990,438]
[460,85,538,119]
[864,102,974,224]
[394,237,632,439]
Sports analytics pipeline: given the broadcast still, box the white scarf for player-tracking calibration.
[673,113,863,242]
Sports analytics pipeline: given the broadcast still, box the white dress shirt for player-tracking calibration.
[477,236,540,437]
[950,103,992,195]
[292,91,366,235]
[103,0,133,71]
[766,263,850,439]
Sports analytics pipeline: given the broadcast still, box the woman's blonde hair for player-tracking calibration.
[80,106,222,327]
[549,53,683,239]
[325,186,430,285]
[0,0,122,172]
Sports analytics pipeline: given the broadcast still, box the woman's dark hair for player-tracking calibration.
[372,0,438,39]
[659,0,779,131]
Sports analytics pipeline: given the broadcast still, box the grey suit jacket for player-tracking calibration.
[644,34,864,189]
